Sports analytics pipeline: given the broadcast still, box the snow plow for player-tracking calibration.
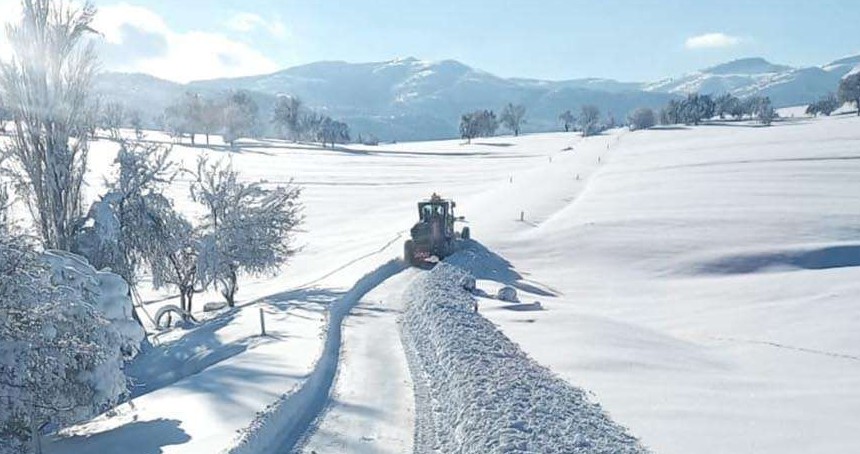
[404,193,470,266]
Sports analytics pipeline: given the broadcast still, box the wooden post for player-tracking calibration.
[259,308,266,336]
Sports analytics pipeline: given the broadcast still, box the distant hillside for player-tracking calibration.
[95,54,860,141]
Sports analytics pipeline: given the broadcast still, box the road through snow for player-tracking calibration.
[225,259,408,454]
[301,268,421,453]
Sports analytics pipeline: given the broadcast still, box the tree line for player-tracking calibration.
[71,91,352,149]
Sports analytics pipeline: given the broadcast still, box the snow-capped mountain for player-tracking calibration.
[182,57,671,140]
[643,55,860,106]
[95,54,859,141]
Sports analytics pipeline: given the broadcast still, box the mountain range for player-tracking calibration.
[95,54,860,141]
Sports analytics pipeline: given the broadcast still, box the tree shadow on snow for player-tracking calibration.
[45,419,190,454]
[126,308,258,398]
[128,287,339,398]
[445,240,559,297]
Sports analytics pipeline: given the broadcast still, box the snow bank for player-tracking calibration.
[42,250,145,357]
[400,263,648,454]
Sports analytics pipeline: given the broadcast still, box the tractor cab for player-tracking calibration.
[404,193,470,266]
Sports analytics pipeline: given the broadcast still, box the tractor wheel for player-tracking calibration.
[462,227,471,240]
[404,240,416,266]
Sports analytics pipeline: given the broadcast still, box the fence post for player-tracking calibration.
[259,308,266,336]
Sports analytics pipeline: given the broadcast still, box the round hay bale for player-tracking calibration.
[497,286,518,302]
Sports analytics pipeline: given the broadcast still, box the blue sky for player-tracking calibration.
[3,0,858,82]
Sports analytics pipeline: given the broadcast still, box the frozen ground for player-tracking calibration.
[28,111,860,453]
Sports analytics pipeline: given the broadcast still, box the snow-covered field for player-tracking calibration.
[31,112,860,453]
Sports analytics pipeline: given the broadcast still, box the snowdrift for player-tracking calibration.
[399,263,648,454]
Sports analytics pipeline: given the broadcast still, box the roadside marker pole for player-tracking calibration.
[260,308,266,336]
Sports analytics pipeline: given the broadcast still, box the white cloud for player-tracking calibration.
[685,33,741,50]
[91,4,280,82]
[1,2,281,83]
[226,12,289,40]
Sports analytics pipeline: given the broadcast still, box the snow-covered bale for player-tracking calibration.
[496,285,518,302]
[42,250,145,357]
[400,263,647,454]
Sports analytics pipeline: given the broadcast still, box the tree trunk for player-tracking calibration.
[222,267,238,307]
[191,134,196,146]
[205,134,210,146]
[186,289,194,314]
[856,98,859,116]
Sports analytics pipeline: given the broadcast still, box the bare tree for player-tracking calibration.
[627,107,656,131]
[272,94,303,141]
[579,105,600,137]
[200,98,220,146]
[222,90,259,148]
[500,103,526,136]
[128,109,145,140]
[559,110,575,132]
[101,101,125,141]
[0,0,98,251]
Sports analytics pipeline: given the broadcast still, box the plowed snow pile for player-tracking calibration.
[400,263,648,454]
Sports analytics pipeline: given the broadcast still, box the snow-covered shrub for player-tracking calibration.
[193,157,303,306]
[400,263,647,453]
[0,236,134,453]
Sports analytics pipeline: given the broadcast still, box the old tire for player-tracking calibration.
[404,239,416,266]
[462,226,471,240]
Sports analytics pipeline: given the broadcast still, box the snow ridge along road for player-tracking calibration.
[400,262,649,454]
[225,259,407,454]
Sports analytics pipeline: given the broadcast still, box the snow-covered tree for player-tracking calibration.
[460,110,498,143]
[0,234,134,454]
[500,103,526,136]
[627,107,656,131]
[73,142,177,289]
[838,73,860,116]
[149,206,200,314]
[579,104,600,136]
[199,98,220,146]
[192,157,303,306]
[318,117,350,148]
[755,96,776,125]
[806,93,839,117]
[714,93,740,120]
[558,110,575,132]
[101,101,125,141]
[164,92,203,145]
[222,90,259,148]
[0,95,10,134]
[678,93,714,125]
[128,109,144,140]
[272,95,303,141]
[0,0,98,251]
[299,110,324,142]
